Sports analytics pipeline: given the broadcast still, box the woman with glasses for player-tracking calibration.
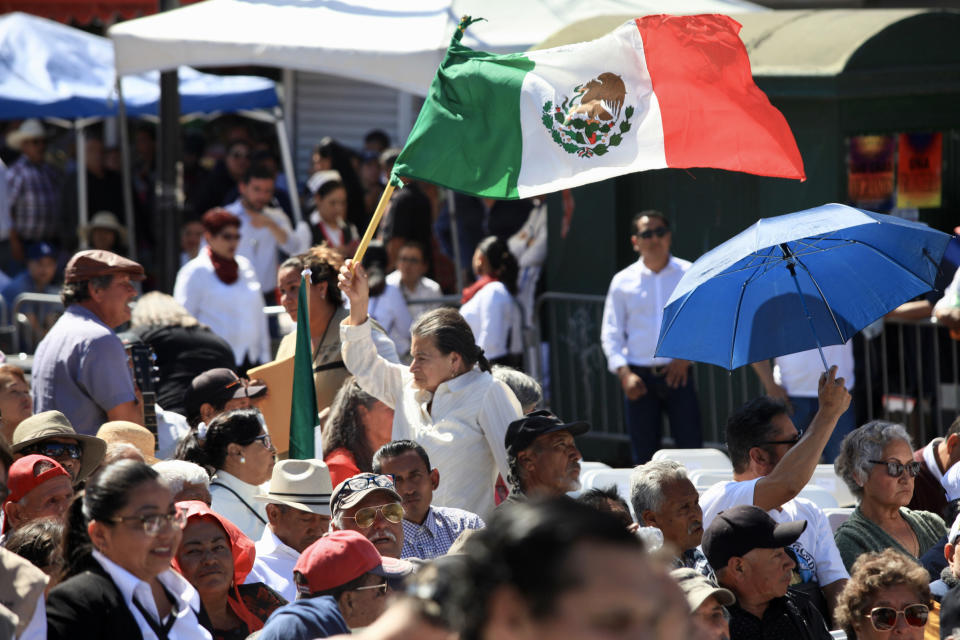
[339,260,521,517]
[179,408,276,541]
[835,548,935,639]
[47,459,211,640]
[173,500,286,640]
[834,421,947,572]
[174,208,270,372]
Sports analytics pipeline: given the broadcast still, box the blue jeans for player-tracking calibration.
[624,365,703,464]
[788,395,856,463]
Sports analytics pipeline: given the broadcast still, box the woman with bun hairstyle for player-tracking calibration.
[339,259,521,517]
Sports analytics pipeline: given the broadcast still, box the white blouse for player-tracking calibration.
[341,319,521,517]
[209,470,269,541]
[458,281,523,361]
[173,251,270,366]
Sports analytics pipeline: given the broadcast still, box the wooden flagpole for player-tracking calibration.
[351,183,396,267]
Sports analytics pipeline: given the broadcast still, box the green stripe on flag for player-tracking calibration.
[392,27,534,199]
[289,274,318,459]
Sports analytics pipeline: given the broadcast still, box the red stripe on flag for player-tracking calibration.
[634,15,805,181]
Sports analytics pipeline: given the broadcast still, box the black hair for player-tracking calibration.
[363,129,391,151]
[475,236,518,296]
[631,209,671,233]
[411,308,490,373]
[177,408,263,471]
[61,274,114,306]
[62,460,159,580]
[251,149,278,167]
[241,162,276,184]
[577,486,634,529]
[279,246,343,309]
[4,517,65,572]
[0,434,12,472]
[725,396,789,474]
[453,498,642,640]
[399,240,430,268]
[322,378,378,472]
[316,176,346,200]
[371,440,431,474]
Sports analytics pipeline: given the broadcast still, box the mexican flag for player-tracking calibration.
[392,15,805,199]
[289,271,318,459]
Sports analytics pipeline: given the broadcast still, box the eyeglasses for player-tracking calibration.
[340,474,395,495]
[22,442,83,460]
[756,434,801,447]
[109,507,187,536]
[218,232,242,242]
[869,459,922,478]
[352,582,388,595]
[637,227,669,239]
[251,433,273,450]
[865,604,929,631]
[341,503,405,529]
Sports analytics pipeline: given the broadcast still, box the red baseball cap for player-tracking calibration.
[293,529,414,596]
[4,454,70,506]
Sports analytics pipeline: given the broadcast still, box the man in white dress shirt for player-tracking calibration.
[385,242,442,320]
[225,164,301,296]
[600,211,702,463]
[249,458,334,602]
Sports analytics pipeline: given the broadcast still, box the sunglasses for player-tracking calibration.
[869,459,922,478]
[341,502,405,529]
[865,604,928,631]
[109,506,187,536]
[22,442,82,460]
[637,227,669,239]
[352,581,388,595]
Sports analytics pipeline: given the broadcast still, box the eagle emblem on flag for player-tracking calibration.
[541,72,634,158]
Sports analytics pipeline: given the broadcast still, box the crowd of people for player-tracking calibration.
[2,115,960,640]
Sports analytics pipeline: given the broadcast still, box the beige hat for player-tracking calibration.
[6,119,45,151]
[96,421,159,465]
[670,568,735,613]
[11,411,107,482]
[84,211,128,244]
[255,458,333,516]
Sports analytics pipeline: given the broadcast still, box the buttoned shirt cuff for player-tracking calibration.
[340,316,373,342]
[607,354,628,374]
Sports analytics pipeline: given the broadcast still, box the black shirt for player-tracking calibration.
[728,591,832,640]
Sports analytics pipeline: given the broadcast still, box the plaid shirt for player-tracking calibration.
[401,505,485,560]
[674,546,716,582]
[6,155,61,241]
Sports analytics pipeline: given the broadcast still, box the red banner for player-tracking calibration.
[897,133,942,209]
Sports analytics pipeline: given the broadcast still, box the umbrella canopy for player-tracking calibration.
[654,203,952,370]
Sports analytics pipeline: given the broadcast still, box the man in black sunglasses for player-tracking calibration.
[600,210,703,464]
[11,410,106,485]
[330,472,405,559]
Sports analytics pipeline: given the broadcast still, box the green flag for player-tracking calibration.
[289,273,318,459]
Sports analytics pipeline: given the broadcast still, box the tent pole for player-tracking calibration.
[76,124,89,249]
[274,107,302,225]
[116,79,139,262]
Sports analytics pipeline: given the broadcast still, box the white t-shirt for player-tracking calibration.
[700,478,849,586]
[773,342,855,397]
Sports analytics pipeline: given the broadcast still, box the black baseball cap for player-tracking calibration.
[701,505,806,571]
[184,368,266,417]
[504,410,590,457]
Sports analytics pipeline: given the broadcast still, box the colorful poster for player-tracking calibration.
[847,135,895,211]
[897,133,942,208]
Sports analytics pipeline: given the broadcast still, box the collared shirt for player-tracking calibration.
[459,280,523,361]
[369,281,413,358]
[925,438,946,485]
[674,547,715,582]
[385,270,442,320]
[727,592,832,640]
[248,526,300,603]
[92,550,211,640]
[173,249,270,365]
[32,304,137,435]
[341,320,521,517]
[401,505,485,560]
[773,342,854,397]
[225,200,300,291]
[210,470,269,541]
[600,255,690,371]
[6,155,61,241]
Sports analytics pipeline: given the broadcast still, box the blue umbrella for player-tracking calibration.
[654,203,952,371]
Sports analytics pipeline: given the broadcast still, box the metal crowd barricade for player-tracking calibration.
[11,293,64,354]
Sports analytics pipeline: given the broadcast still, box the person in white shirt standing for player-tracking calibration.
[600,211,701,464]
[250,459,333,602]
[385,241,441,321]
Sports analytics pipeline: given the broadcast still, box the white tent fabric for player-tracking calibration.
[108,0,765,96]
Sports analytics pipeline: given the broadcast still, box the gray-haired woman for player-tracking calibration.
[833,421,946,572]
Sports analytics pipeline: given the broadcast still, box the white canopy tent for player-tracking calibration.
[108,0,765,95]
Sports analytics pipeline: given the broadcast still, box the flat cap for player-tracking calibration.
[64,250,145,283]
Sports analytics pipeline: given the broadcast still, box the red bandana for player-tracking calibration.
[207,245,239,285]
[461,275,496,304]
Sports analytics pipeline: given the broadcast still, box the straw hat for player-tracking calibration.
[96,421,159,465]
[255,458,333,516]
[11,411,107,482]
[83,211,128,244]
[6,119,46,151]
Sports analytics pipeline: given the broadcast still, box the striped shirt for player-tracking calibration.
[6,156,61,241]
[400,505,485,560]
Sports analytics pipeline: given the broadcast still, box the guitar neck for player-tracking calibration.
[142,391,158,451]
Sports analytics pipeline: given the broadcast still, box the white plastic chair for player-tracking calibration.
[822,507,854,534]
[652,448,733,472]
[576,468,635,516]
[579,460,611,473]
[830,630,846,639]
[796,484,839,509]
[810,464,857,507]
[687,468,733,491]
